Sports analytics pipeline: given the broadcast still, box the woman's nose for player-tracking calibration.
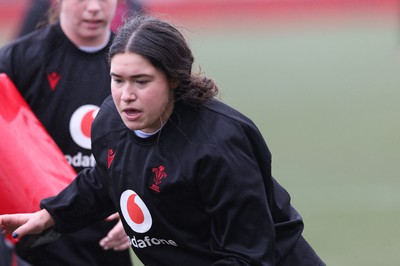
[86,0,102,13]
[121,85,136,102]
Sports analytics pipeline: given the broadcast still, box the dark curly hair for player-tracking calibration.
[108,13,219,106]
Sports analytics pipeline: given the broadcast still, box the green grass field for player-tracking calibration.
[1,12,399,266]
[187,17,400,265]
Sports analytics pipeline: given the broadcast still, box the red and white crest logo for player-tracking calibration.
[69,105,99,149]
[120,190,152,233]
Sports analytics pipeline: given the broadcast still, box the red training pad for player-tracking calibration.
[0,73,76,215]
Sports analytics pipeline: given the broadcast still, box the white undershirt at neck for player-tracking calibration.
[134,129,160,139]
[78,31,111,53]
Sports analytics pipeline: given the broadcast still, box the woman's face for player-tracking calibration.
[59,0,117,46]
[110,52,176,133]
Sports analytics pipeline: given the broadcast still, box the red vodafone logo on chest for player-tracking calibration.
[69,105,99,149]
[120,190,153,233]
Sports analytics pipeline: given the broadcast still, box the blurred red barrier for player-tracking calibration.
[0,73,76,216]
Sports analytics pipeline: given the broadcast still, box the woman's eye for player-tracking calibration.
[136,80,149,85]
[112,78,124,84]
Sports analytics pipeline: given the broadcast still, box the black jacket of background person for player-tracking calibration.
[0,24,131,265]
[42,96,326,265]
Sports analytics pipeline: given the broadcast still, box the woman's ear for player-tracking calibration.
[170,79,178,89]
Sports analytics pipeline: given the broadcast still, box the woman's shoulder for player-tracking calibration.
[173,99,263,144]
[6,24,55,48]
[202,100,260,135]
[0,25,57,62]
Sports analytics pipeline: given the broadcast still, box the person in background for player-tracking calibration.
[0,0,132,265]
[1,13,325,265]
[17,0,144,37]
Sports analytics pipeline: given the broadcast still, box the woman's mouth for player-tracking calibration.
[83,20,103,29]
[123,108,142,121]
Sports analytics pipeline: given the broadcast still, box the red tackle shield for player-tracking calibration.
[0,73,76,216]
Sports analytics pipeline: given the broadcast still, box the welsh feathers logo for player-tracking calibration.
[120,190,152,233]
[150,166,167,193]
[69,105,99,149]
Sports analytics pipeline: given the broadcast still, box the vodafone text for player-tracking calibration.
[65,152,96,168]
[128,235,177,249]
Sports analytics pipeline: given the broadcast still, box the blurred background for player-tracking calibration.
[1,0,399,265]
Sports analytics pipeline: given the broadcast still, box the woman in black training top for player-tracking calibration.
[1,13,325,265]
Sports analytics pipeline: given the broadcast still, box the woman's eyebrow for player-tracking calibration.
[110,72,151,79]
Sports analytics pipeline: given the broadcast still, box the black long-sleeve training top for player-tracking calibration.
[42,96,325,265]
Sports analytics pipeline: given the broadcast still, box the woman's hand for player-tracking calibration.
[99,213,130,251]
[0,209,55,240]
